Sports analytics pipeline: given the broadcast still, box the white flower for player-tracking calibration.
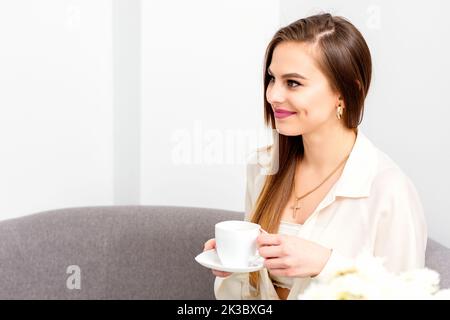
[399,268,440,294]
[298,252,449,300]
[434,289,450,300]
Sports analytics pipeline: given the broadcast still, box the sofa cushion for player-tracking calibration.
[0,205,448,299]
[0,205,243,299]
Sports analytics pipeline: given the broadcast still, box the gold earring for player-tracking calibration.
[336,104,343,120]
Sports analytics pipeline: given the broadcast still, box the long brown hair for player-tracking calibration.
[248,13,372,297]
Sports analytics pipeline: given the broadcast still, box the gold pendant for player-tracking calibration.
[290,199,301,219]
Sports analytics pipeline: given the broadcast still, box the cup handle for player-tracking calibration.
[248,227,267,266]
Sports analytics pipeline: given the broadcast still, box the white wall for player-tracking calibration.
[140,0,280,211]
[280,0,450,247]
[0,0,280,220]
[1,0,448,248]
[0,0,114,220]
[113,0,141,204]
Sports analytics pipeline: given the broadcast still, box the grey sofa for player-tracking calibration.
[0,205,448,299]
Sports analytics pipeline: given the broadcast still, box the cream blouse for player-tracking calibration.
[214,130,427,300]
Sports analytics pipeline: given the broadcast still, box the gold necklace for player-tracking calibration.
[290,154,350,219]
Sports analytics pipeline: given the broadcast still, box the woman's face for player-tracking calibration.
[266,41,341,136]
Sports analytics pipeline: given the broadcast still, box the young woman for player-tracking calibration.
[204,13,427,300]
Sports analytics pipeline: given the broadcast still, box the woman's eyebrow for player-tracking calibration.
[267,67,308,80]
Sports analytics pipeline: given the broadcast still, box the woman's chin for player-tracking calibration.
[275,126,303,136]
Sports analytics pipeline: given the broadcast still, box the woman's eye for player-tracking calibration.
[268,75,301,88]
[287,80,300,88]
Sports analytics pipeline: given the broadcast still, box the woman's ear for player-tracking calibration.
[337,96,344,108]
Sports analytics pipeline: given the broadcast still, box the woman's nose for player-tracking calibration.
[266,82,285,105]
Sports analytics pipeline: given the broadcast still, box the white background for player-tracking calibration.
[0,0,114,219]
[0,0,449,248]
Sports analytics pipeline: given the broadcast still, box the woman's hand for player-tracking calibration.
[257,233,332,278]
[203,238,233,278]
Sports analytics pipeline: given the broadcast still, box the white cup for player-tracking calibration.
[215,220,262,268]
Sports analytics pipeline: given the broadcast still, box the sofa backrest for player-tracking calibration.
[425,238,450,289]
[0,205,448,299]
[0,206,241,299]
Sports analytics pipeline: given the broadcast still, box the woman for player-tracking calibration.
[203,13,427,300]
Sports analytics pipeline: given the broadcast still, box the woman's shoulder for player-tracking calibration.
[244,145,273,220]
[246,144,274,173]
[356,132,414,187]
[245,145,273,191]
[370,147,419,197]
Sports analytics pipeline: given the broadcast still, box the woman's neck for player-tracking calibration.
[301,125,357,175]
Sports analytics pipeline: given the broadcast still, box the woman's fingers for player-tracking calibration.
[212,269,232,277]
[264,257,293,276]
[203,238,216,251]
[257,233,282,247]
[203,239,232,277]
[258,244,283,258]
[264,257,289,269]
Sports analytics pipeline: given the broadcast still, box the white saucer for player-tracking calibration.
[195,249,264,273]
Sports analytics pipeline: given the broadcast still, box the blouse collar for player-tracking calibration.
[334,129,379,198]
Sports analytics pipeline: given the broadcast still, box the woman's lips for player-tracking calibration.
[274,109,297,119]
